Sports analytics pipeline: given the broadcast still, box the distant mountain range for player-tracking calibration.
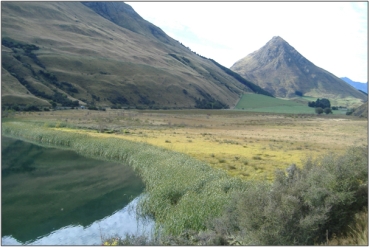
[230,36,367,102]
[340,77,368,94]
[1,1,270,109]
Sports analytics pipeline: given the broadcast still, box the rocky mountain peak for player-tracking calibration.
[230,36,368,100]
[255,36,306,66]
[268,36,287,44]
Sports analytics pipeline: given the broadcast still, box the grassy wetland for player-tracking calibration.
[2,108,368,245]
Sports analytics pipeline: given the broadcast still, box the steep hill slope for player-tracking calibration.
[1,2,270,109]
[352,102,368,118]
[231,36,367,102]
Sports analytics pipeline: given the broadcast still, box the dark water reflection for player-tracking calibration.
[1,136,149,244]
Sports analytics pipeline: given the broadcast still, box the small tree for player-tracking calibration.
[315,98,331,109]
[295,91,303,96]
[315,107,324,114]
[324,107,332,114]
[308,101,316,108]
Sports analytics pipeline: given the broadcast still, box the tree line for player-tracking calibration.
[308,98,332,114]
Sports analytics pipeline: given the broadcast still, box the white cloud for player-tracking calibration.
[129,2,368,82]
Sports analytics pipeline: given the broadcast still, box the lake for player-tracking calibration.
[1,136,153,245]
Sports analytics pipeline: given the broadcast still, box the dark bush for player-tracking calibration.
[316,98,331,109]
[308,101,316,107]
[23,105,40,111]
[92,94,100,101]
[87,106,98,110]
[309,98,331,109]
[315,107,324,114]
[324,107,332,114]
[12,105,20,111]
[346,108,355,115]
[195,98,229,109]
[111,105,122,109]
[108,95,128,105]
[295,91,303,96]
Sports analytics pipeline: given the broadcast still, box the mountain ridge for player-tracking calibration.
[1,2,269,110]
[231,36,367,102]
[82,2,174,45]
[341,77,368,94]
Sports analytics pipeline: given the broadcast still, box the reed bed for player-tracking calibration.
[2,121,246,236]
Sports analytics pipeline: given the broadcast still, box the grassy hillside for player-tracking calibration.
[1,2,270,110]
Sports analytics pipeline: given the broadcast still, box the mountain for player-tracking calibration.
[230,36,367,102]
[341,77,368,94]
[1,2,271,110]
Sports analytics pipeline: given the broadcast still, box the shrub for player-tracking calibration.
[210,147,368,245]
[12,105,20,111]
[315,107,324,114]
[24,105,40,112]
[87,106,98,110]
[346,108,355,115]
[295,91,303,96]
[324,107,332,114]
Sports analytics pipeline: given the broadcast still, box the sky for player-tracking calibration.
[129,2,368,83]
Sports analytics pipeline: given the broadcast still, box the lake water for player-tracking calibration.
[1,136,153,245]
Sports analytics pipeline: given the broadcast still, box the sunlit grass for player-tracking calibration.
[52,127,311,181]
[53,124,356,182]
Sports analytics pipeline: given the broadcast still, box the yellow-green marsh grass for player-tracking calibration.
[4,109,367,181]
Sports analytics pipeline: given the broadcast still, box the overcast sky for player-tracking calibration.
[128,2,368,83]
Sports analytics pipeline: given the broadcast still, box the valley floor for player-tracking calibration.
[5,109,367,181]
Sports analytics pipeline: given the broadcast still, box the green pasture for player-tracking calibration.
[235,94,346,115]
